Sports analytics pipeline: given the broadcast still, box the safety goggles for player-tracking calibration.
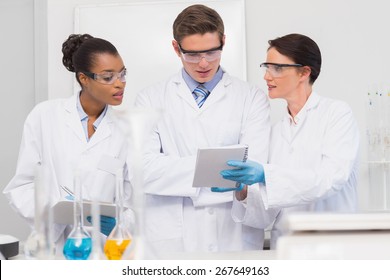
[260,63,303,78]
[179,44,223,63]
[83,68,127,85]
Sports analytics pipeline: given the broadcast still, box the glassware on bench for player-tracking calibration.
[104,168,132,260]
[24,163,55,259]
[63,170,92,260]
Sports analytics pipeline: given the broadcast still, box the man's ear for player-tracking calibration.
[172,40,181,57]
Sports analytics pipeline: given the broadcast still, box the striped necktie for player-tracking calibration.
[193,84,209,108]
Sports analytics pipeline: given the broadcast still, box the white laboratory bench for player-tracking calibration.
[10,243,276,260]
[8,212,390,260]
[9,238,276,260]
[159,249,277,260]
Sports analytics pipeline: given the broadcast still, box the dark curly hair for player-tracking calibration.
[61,34,119,85]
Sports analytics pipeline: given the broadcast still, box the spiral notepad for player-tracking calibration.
[192,144,249,188]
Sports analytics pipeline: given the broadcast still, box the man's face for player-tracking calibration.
[173,32,224,83]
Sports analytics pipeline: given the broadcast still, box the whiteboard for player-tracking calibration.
[74,0,246,108]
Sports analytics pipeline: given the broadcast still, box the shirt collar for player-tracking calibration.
[182,67,224,93]
[76,92,108,130]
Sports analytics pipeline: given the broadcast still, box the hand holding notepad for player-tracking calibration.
[192,144,248,188]
[220,160,265,186]
[52,200,118,225]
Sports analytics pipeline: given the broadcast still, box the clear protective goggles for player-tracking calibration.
[179,44,223,63]
[83,68,127,85]
[260,63,303,77]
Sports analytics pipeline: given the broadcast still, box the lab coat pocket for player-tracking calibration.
[97,154,125,174]
[82,155,125,202]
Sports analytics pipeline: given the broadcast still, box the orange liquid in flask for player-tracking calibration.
[104,239,131,260]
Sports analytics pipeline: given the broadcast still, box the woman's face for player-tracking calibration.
[263,47,303,100]
[79,53,126,107]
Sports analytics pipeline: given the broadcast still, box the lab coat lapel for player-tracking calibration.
[87,107,113,149]
[281,92,320,144]
[173,74,200,111]
[64,94,86,143]
[200,73,230,111]
[172,70,230,112]
[281,107,292,144]
[290,92,320,142]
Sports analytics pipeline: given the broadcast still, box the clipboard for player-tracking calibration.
[52,200,119,225]
[192,144,249,188]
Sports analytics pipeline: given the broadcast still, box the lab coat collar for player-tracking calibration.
[64,93,86,143]
[172,72,198,110]
[281,91,321,142]
[201,70,232,110]
[302,91,321,112]
[64,93,113,148]
[172,68,232,112]
[88,107,113,149]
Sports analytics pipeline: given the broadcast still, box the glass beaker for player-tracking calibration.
[104,169,132,260]
[63,171,92,260]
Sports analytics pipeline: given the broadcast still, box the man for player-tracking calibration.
[135,4,273,257]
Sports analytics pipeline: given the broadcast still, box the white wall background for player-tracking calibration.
[1,0,390,241]
[0,0,35,241]
[74,0,247,108]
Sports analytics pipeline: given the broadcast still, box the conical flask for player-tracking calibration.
[24,163,55,259]
[112,108,161,259]
[104,168,132,260]
[63,170,92,260]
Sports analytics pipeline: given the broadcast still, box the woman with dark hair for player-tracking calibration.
[3,34,132,254]
[214,33,360,248]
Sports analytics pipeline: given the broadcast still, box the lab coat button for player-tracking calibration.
[208,244,216,251]
[208,208,214,215]
[290,148,294,153]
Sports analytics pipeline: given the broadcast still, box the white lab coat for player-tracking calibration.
[238,92,359,248]
[135,69,273,256]
[3,93,133,256]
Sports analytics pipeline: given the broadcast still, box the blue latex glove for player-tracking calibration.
[86,215,116,236]
[220,160,265,186]
[211,183,245,193]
